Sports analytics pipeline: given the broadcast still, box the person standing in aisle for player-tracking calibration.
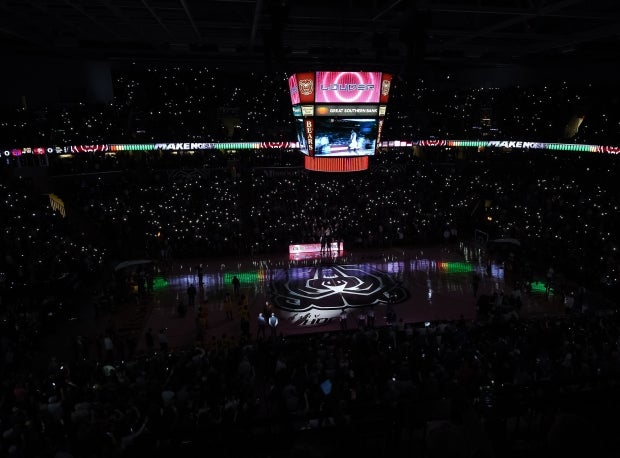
[223,292,233,320]
[357,310,367,330]
[187,283,197,308]
[257,312,267,340]
[367,307,375,328]
[232,275,241,296]
[339,309,348,331]
[145,328,154,353]
[158,329,169,352]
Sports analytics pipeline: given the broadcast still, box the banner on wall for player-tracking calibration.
[48,194,66,217]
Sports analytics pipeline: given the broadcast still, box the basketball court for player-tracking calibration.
[36,240,563,367]
[125,242,554,352]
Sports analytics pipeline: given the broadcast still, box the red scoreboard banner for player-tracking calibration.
[295,72,316,104]
[379,73,392,104]
[303,118,315,156]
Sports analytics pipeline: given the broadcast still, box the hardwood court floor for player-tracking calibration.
[37,242,560,362]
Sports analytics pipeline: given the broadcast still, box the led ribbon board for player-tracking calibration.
[2,139,620,159]
[407,139,620,153]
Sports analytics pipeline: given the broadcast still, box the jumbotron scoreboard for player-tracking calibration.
[288,71,392,172]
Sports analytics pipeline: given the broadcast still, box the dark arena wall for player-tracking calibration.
[0,57,113,108]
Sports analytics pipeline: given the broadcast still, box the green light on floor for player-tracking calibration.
[153,277,168,290]
[530,281,553,296]
[439,261,474,273]
[223,271,262,284]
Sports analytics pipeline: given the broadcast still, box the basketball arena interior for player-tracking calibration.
[1,1,620,457]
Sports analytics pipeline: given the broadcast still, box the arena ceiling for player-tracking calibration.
[0,0,619,73]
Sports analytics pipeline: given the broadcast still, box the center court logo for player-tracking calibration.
[298,79,314,96]
[270,264,408,327]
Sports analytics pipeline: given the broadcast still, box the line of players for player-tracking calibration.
[319,227,340,255]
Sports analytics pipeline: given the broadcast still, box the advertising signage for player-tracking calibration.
[314,104,380,117]
[2,139,620,167]
[288,71,392,104]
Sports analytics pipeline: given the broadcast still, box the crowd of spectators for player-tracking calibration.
[2,307,620,457]
[1,67,620,457]
[40,148,620,296]
[1,66,619,147]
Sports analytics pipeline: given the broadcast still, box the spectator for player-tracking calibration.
[232,275,241,296]
[187,283,197,307]
[339,309,348,331]
[257,312,266,340]
[103,334,114,362]
[357,311,367,330]
[224,292,233,320]
[158,328,169,352]
[145,328,154,352]
[367,307,376,328]
[268,312,279,339]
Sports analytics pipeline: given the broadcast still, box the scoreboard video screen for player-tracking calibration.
[314,118,378,156]
[289,71,392,157]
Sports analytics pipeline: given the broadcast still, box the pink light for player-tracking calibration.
[315,72,382,104]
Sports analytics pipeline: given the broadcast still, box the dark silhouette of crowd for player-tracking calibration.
[1,66,619,148]
[1,67,620,457]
